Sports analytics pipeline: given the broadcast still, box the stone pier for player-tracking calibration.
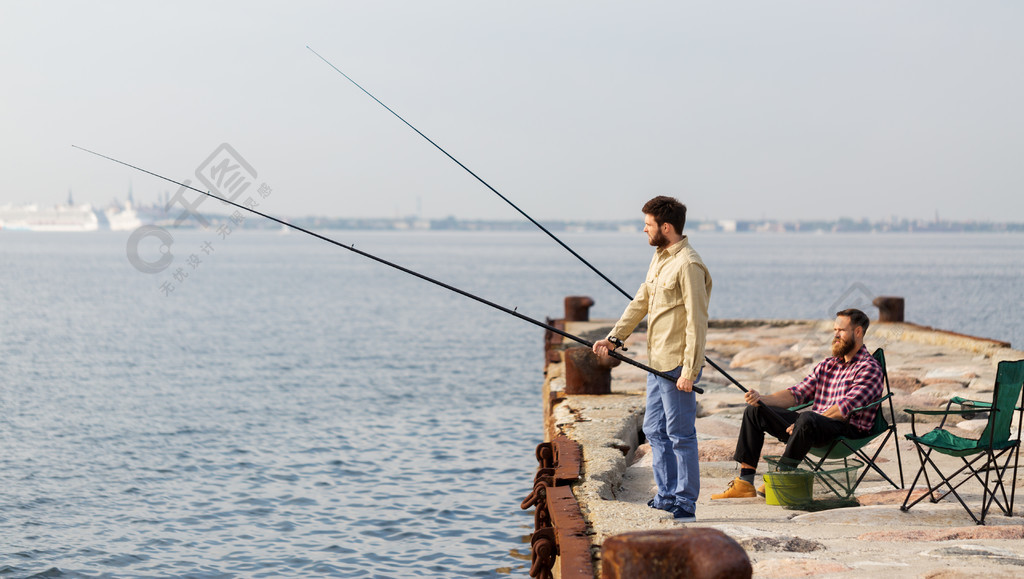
[530,308,1024,578]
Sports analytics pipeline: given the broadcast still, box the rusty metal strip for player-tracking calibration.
[551,435,582,484]
[545,485,594,578]
[523,434,591,578]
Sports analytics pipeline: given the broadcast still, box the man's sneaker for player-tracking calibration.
[647,498,671,512]
[668,504,696,522]
[710,477,757,499]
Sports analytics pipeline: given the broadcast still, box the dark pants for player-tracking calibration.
[733,405,861,467]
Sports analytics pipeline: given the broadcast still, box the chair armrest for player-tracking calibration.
[904,408,960,416]
[791,394,891,415]
[904,407,1002,416]
[905,407,961,437]
[950,396,991,409]
[848,393,892,415]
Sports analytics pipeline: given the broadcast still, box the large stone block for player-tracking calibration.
[602,528,752,578]
[729,346,786,369]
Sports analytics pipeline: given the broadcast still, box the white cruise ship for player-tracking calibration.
[0,203,100,232]
[104,200,144,231]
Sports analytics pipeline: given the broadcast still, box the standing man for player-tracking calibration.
[593,196,712,521]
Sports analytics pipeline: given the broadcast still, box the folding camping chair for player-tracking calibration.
[900,359,1024,525]
[792,348,904,499]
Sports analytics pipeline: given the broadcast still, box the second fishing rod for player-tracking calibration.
[309,47,755,397]
[73,145,703,395]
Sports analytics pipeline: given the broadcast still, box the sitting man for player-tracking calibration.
[711,308,884,499]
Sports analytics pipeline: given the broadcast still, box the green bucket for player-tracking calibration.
[764,470,814,507]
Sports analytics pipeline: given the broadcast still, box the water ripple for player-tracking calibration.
[34,232,944,576]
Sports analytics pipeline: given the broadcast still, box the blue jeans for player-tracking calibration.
[644,367,700,512]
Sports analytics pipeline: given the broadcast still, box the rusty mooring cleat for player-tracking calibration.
[873,296,905,323]
[563,296,595,322]
[563,346,621,395]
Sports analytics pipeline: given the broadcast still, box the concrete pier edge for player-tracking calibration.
[527,301,1024,578]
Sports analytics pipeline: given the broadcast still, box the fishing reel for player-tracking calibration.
[608,337,628,351]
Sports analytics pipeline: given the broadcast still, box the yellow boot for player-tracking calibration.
[711,477,757,499]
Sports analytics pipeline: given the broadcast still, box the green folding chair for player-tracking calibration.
[901,359,1024,525]
[792,348,904,499]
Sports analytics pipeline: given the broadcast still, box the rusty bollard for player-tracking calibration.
[563,347,621,395]
[544,317,567,366]
[564,296,595,322]
[873,296,905,323]
[602,529,752,579]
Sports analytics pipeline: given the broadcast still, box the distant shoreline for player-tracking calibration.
[154,215,1024,234]
[3,202,1021,234]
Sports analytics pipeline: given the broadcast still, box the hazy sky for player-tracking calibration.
[2,1,1022,222]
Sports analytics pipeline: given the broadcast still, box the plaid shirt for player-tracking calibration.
[788,346,884,433]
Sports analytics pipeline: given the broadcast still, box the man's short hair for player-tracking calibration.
[642,196,687,235]
[836,308,870,333]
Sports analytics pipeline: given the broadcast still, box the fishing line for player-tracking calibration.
[307,47,756,398]
[72,145,702,394]
[306,45,633,301]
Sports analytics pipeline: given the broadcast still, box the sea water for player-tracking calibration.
[1,230,1020,577]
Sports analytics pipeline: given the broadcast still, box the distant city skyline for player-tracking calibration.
[11,195,1017,232]
[11,189,1021,228]
[2,2,1022,223]
[8,187,1023,230]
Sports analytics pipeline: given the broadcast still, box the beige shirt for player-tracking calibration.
[608,237,712,379]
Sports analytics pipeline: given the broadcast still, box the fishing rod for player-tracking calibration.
[306,46,633,301]
[307,47,755,397]
[72,145,702,395]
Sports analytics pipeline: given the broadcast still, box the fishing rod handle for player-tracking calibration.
[608,336,628,351]
[606,349,704,395]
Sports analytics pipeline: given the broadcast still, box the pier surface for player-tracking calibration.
[541,318,1024,578]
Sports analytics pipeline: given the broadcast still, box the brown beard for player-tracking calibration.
[648,229,667,248]
[831,336,856,358]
